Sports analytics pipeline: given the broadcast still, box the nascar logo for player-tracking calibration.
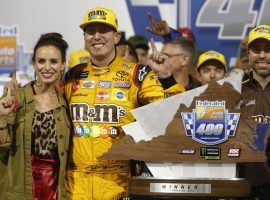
[181,101,240,145]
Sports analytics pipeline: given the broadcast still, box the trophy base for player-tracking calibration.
[129,177,249,198]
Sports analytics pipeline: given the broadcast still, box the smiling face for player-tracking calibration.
[33,45,65,85]
[248,38,270,78]
[84,23,121,65]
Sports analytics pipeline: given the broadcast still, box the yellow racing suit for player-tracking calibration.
[64,55,185,199]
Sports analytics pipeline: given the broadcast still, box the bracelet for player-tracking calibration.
[0,124,8,130]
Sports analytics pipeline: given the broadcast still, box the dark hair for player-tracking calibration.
[126,41,138,62]
[32,32,68,63]
[128,35,149,51]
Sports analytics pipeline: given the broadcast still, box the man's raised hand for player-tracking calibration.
[146,12,170,36]
[147,38,171,79]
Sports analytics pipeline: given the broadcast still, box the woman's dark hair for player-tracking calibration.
[32,32,68,63]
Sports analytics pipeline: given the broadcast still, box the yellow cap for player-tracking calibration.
[80,7,118,30]
[196,50,227,71]
[247,24,270,47]
[68,49,90,68]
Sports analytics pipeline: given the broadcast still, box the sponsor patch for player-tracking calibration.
[82,80,95,88]
[112,89,128,101]
[96,91,110,101]
[228,148,240,157]
[116,91,124,99]
[181,100,240,145]
[114,82,130,88]
[122,64,133,70]
[72,93,88,97]
[116,71,129,78]
[112,77,130,82]
[240,98,256,107]
[251,115,270,124]
[70,103,126,123]
[178,149,196,154]
[245,99,256,106]
[88,10,107,20]
[200,147,220,160]
[74,125,120,138]
[74,71,89,79]
[98,80,112,88]
[138,66,148,81]
[72,80,80,92]
[254,26,270,34]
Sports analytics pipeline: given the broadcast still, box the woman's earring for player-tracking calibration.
[34,76,42,87]
[60,70,64,80]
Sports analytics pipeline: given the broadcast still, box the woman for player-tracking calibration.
[0,32,70,199]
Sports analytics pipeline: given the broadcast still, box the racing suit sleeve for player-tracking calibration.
[163,27,182,42]
[136,65,185,105]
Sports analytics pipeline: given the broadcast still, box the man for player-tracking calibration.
[64,7,185,199]
[239,24,270,199]
[196,50,227,85]
[161,37,199,90]
[129,38,196,179]
[128,35,149,65]
[145,12,205,84]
